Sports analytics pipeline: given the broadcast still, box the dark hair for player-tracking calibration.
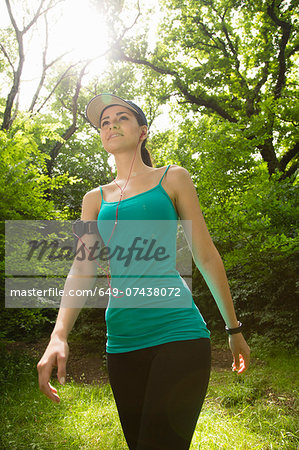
[134,112,153,167]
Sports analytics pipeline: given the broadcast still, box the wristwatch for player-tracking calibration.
[225,321,243,335]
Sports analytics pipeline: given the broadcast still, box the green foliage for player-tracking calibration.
[71,308,107,354]
[51,132,111,219]
[149,111,298,342]
[117,0,298,178]
[0,27,16,81]
[0,344,36,386]
[0,308,55,341]
[0,116,73,220]
[0,115,81,341]
[202,167,298,342]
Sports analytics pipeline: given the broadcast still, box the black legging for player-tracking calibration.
[107,338,211,450]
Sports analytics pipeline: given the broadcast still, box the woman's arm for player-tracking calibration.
[170,166,250,373]
[37,189,101,402]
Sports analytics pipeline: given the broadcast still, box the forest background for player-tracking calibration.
[0,0,298,352]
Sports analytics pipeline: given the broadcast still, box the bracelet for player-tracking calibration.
[225,321,243,335]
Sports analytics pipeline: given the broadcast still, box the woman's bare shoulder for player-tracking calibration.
[159,164,190,206]
[84,181,119,206]
[81,186,102,220]
[167,164,191,187]
[83,186,102,201]
[168,164,190,175]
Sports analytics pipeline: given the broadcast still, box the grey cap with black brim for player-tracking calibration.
[86,93,148,128]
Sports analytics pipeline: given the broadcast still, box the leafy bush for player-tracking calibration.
[0,308,56,341]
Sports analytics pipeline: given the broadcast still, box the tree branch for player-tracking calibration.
[2,0,63,129]
[46,61,91,176]
[185,11,251,115]
[253,61,270,104]
[117,0,141,41]
[187,40,223,52]
[176,81,238,123]
[267,1,292,99]
[29,13,70,113]
[192,17,227,55]
[117,48,237,123]
[287,43,299,58]
[22,0,64,34]
[115,46,177,77]
[29,12,49,112]
[0,43,15,73]
[220,20,254,116]
[221,22,237,58]
[278,161,298,180]
[22,0,46,34]
[257,139,280,175]
[2,0,25,129]
[279,141,299,172]
[10,92,19,123]
[5,0,20,38]
[35,64,77,113]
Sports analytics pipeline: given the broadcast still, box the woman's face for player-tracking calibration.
[99,105,147,153]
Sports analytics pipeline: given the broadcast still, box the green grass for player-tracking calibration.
[0,341,298,449]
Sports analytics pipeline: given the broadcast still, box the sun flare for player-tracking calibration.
[52,0,109,62]
[0,0,160,109]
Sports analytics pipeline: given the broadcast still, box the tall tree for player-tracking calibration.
[1,0,63,130]
[112,0,298,179]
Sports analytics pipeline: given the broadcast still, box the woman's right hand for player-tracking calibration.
[37,335,69,403]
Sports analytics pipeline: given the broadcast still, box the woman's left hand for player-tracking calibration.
[229,333,250,374]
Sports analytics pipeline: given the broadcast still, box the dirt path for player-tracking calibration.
[5,339,233,385]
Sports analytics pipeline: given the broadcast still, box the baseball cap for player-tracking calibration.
[86,93,148,128]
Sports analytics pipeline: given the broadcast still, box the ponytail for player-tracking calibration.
[141,141,153,167]
[134,111,153,167]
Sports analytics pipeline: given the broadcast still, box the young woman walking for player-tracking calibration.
[37,93,250,449]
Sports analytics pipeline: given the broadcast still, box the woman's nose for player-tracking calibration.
[110,117,120,129]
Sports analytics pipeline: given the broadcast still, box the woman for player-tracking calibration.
[37,93,250,449]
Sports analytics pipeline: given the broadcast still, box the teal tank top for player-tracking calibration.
[97,164,210,353]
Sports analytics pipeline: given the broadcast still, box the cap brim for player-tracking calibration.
[86,94,138,128]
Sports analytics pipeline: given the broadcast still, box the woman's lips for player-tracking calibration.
[109,133,123,140]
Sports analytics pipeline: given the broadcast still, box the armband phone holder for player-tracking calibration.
[72,219,104,248]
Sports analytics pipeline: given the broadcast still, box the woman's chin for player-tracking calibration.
[104,144,138,155]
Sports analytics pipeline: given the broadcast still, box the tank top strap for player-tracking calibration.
[99,186,104,201]
[158,164,171,185]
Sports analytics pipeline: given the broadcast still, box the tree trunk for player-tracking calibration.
[1,33,24,130]
[258,139,280,176]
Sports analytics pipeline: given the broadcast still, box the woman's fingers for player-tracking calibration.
[239,341,250,373]
[49,383,60,402]
[49,383,58,394]
[39,377,61,403]
[37,362,60,403]
[57,351,68,386]
[232,354,248,374]
[37,339,69,403]
[237,355,246,374]
[229,334,250,374]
